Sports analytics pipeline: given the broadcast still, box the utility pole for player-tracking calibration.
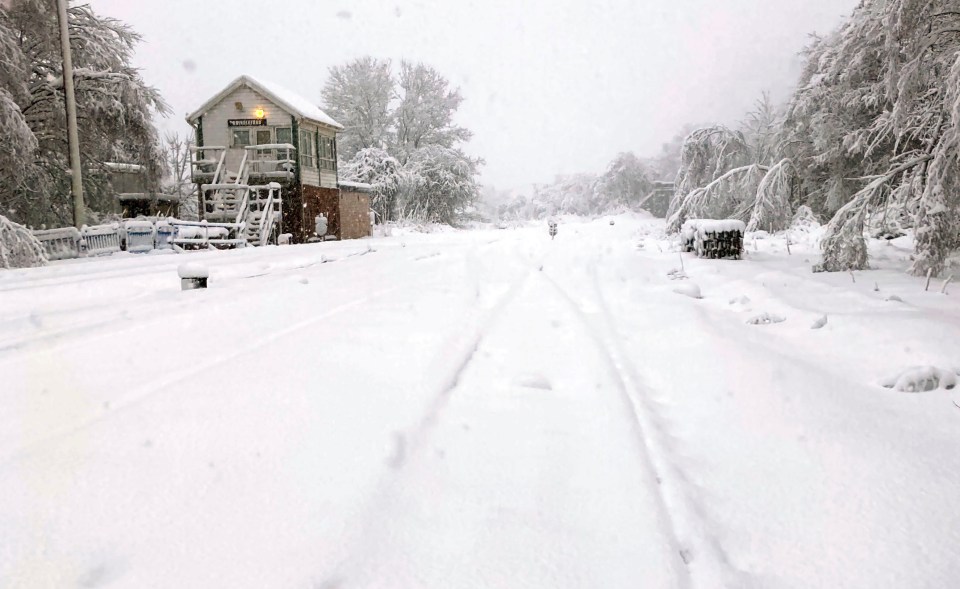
[56,0,85,228]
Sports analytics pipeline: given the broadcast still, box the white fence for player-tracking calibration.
[81,223,122,257]
[33,221,168,260]
[33,227,82,261]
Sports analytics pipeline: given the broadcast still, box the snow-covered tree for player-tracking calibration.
[393,61,472,164]
[650,123,703,182]
[321,57,480,225]
[595,152,654,212]
[0,0,169,228]
[321,57,394,161]
[664,92,802,234]
[340,147,403,222]
[741,92,781,165]
[783,0,960,274]
[399,146,482,224]
[530,174,600,217]
[162,132,196,220]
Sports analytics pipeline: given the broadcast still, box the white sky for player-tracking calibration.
[87,0,857,189]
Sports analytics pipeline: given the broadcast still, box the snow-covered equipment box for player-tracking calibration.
[155,220,176,250]
[681,219,744,259]
[124,220,156,253]
[178,262,209,290]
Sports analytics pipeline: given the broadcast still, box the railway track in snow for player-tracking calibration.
[539,261,743,589]
[324,248,710,588]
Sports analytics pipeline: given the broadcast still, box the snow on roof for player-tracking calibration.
[186,75,343,130]
[103,162,145,173]
[338,181,373,192]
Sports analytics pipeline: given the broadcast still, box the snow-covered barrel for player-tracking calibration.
[178,262,209,290]
[682,219,745,259]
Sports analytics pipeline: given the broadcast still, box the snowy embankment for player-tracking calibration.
[1,215,959,588]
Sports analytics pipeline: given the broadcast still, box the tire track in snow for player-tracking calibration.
[325,261,696,588]
[539,267,745,589]
[382,235,550,470]
[322,253,542,585]
[383,259,538,471]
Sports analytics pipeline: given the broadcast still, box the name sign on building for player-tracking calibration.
[228,118,267,127]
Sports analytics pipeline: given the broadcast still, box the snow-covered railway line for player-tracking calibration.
[323,260,697,587]
[541,265,744,588]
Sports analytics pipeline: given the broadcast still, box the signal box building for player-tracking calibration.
[186,75,371,242]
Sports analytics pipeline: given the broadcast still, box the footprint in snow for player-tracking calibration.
[515,373,553,391]
[746,312,785,325]
[385,432,406,469]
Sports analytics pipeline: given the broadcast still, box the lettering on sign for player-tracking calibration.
[228,119,267,127]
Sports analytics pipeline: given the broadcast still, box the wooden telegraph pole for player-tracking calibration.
[55,0,85,228]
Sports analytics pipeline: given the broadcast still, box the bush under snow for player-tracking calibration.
[0,214,46,269]
[881,367,958,393]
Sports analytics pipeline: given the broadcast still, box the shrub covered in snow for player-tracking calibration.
[0,214,46,269]
[340,148,403,222]
[881,367,958,393]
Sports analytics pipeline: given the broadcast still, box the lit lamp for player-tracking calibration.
[254,108,265,119]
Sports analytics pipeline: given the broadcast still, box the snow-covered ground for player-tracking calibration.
[2,214,959,588]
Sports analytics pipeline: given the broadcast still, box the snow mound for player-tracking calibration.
[885,294,904,303]
[746,312,785,325]
[673,283,702,299]
[515,373,553,391]
[811,315,828,329]
[880,366,958,393]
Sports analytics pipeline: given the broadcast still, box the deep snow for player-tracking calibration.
[2,214,959,588]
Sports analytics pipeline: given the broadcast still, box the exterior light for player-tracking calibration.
[254,108,265,119]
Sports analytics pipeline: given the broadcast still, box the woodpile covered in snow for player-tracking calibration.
[681,219,744,259]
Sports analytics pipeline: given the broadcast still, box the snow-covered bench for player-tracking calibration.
[681,219,745,259]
